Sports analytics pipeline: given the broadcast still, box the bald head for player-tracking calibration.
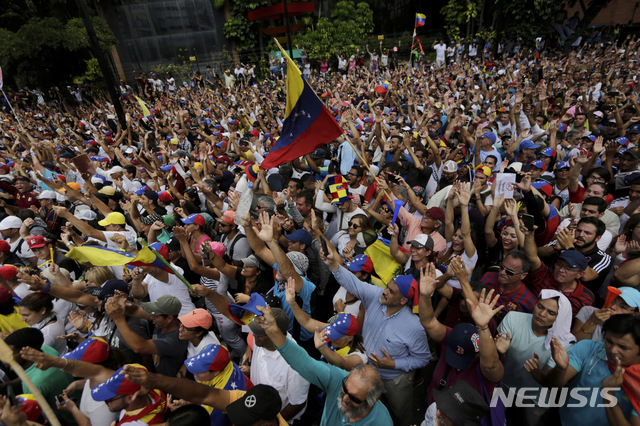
[350,364,384,406]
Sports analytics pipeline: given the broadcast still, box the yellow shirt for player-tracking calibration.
[0,307,28,334]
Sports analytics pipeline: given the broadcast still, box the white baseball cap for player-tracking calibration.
[36,190,57,200]
[0,216,22,230]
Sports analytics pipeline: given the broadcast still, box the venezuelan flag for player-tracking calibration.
[364,236,404,284]
[135,96,152,119]
[415,13,426,27]
[259,42,343,169]
[65,246,172,273]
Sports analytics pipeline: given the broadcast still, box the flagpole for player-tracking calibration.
[1,89,24,131]
[344,136,392,200]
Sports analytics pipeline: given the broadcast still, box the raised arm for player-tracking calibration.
[418,264,447,343]
[20,347,113,383]
[457,184,476,258]
[284,278,326,333]
[466,289,504,382]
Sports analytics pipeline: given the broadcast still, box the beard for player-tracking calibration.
[337,396,369,419]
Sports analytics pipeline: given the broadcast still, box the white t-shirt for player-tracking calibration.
[434,44,447,61]
[250,334,310,422]
[79,380,119,426]
[443,242,478,289]
[143,264,196,317]
[102,225,138,250]
[332,286,361,317]
[8,237,34,261]
[187,332,221,359]
[575,306,603,341]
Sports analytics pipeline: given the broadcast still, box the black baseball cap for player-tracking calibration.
[225,384,282,426]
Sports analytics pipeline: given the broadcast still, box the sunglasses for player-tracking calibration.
[348,222,362,229]
[342,377,363,404]
[380,207,391,213]
[499,264,520,276]
[76,304,89,310]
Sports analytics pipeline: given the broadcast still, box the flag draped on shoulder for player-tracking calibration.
[259,41,343,170]
[65,245,172,273]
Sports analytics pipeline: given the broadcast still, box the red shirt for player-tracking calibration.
[524,262,594,316]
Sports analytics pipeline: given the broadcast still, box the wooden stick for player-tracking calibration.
[0,338,61,426]
[344,136,392,199]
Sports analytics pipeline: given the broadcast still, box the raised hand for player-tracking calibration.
[550,336,569,371]
[253,211,274,242]
[448,256,473,280]
[418,263,438,297]
[503,198,517,217]
[601,357,625,390]
[314,326,329,349]
[284,276,297,306]
[524,352,541,372]
[494,332,511,354]
[466,288,503,329]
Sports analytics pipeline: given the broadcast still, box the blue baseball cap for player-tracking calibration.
[160,164,174,171]
[324,312,359,341]
[134,186,149,195]
[344,254,374,273]
[184,344,230,375]
[445,323,479,370]
[554,161,570,170]
[618,287,640,308]
[91,364,146,401]
[540,147,556,157]
[558,250,588,271]
[285,229,312,246]
[519,139,538,150]
[481,132,496,144]
[530,160,546,170]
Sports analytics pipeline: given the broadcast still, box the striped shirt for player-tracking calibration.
[480,271,538,321]
[524,262,594,316]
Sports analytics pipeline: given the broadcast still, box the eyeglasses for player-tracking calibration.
[342,377,363,404]
[348,222,362,229]
[555,262,578,272]
[499,264,520,276]
[76,304,88,310]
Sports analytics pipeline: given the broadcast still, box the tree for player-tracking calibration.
[441,0,565,44]
[0,1,116,87]
[294,1,374,60]
[563,0,614,53]
[216,0,270,64]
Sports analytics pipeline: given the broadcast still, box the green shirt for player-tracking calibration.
[24,345,75,424]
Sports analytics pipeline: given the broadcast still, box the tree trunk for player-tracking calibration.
[563,0,613,54]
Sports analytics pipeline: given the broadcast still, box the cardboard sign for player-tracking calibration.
[494,173,516,199]
[71,154,97,181]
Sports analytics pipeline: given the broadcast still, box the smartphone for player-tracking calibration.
[55,395,65,406]
[522,213,535,232]
[321,237,329,257]
[202,245,210,259]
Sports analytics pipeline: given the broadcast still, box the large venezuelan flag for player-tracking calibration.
[415,13,426,27]
[65,246,172,272]
[260,43,343,170]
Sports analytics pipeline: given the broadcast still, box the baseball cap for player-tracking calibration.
[91,364,146,401]
[229,293,268,325]
[163,215,177,228]
[143,189,158,202]
[519,139,538,150]
[627,123,640,134]
[433,380,489,425]
[408,234,434,250]
[532,181,553,198]
[481,131,497,144]
[0,265,18,279]
[426,207,445,223]
[158,192,172,203]
[98,212,126,227]
[164,237,180,251]
[170,138,179,145]
[181,213,205,227]
[475,165,491,177]
[557,123,568,132]
[618,287,640,309]
[27,235,49,249]
[310,148,328,159]
[594,111,604,118]
[226,384,282,426]
[141,295,182,316]
[445,323,480,370]
[248,307,289,337]
[530,160,546,170]
[443,160,458,173]
[217,211,235,225]
[0,240,11,252]
[36,190,57,200]
[61,337,110,363]
[87,279,129,299]
[179,308,213,329]
[79,210,97,221]
[208,241,226,257]
[554,161,570,171]
[241,254,264,270]
[98,186,116,196]
[393,275,420,310]
[184,344,230,375]
[540,147,556,157]
[285,229,312,247]
[0,216,22,230]
[245,164,259,182]
[344,254,374,273]
[558,250,588,271]
[15,395,42,422]
[617,137,630,147]
[324,312,359,341]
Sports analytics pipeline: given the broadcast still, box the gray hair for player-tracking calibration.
[350,364,385,407]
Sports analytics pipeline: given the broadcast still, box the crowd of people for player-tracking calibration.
[0,24,639,426]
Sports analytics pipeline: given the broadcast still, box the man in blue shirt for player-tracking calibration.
[526,314,640,425]
[324,248,430,425]
[253,304,393,425]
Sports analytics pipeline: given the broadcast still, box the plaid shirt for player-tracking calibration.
[480,270,538,321]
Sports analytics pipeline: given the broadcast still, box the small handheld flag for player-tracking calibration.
[415,13,426,28]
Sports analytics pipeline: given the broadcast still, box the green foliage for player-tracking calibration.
[0,2,116,87]
[294,1,374,59]
[149,63,193,86]
[441,0,564,43]
[222,0,270,56]
[73,57,106,96]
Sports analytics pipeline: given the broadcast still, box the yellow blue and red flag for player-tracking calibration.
[260,42,343,169]
[65,245,172,273]
[135,96,152,119]
[415,13,426,27]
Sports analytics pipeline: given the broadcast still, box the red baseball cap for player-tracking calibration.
[158,191,172,203]
[0,265,18,280]
[0,240,10,252]
[27,235,49,249]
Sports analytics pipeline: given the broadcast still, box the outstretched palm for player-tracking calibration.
[254,211,274,242]
[467,288,503,328]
